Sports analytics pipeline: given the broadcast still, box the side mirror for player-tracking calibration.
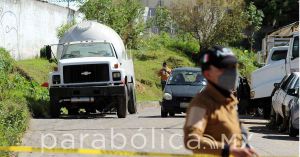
[287,88,299,96]
[45,45,52,61]
[274,83,280,88]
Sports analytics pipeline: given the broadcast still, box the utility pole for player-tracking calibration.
[67,0,72,24]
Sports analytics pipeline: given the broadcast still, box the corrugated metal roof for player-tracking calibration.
[268,21,299,37]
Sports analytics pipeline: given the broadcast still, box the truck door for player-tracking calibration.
[121,51,135,83]
[288,36,299,73]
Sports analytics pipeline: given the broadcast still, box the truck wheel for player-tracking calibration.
[50,97,60,118]
[128,83,137,114]
[117,86,128,118]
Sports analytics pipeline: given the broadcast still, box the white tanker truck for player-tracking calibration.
[45,21,136,118]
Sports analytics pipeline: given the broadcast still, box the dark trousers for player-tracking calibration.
[161,80,166,91]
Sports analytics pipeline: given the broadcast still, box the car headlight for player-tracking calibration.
[112,72,121,81]
[52,75,61,84]
[163,93,172,100]
[250,91,255,98]
[201,81,207,85]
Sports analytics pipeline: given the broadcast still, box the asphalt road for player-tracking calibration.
[19,103,299,157]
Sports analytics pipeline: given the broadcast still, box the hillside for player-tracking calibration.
[16,48,194,102]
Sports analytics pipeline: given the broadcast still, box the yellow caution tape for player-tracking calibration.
[0,146,221,157]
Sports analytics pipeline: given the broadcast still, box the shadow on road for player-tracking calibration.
[139,115,185,118]
[241,121,268,125]
[31,113,119,120]
[60,113,118,119]
[248,126,299,141]
[262,135,299,141]
[248,125,279,134]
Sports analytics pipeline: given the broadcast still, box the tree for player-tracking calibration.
[79,0,145,48]
[245,0,298,29]
[245,2,264,51]
[147,6,173,34]
[171,0,247,52]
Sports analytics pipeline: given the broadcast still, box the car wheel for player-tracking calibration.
[128,83,137,114]
[50,97,60,118]
[289,116,298,137]
[161,107,168,117]
[169,112,175,117]
[117,86,128,118]
[263,98,271,119]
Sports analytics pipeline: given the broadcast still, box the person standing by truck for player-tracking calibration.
[158,62,171,91]
[183,46,257,157]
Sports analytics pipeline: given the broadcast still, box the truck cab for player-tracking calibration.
[46,21,137,118]
[250,32,299,118]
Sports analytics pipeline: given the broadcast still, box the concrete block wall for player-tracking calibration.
[0,0,75,60]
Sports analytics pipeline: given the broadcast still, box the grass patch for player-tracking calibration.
[16,59,56,84]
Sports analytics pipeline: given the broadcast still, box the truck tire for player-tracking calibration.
[128,83,137,114]
[50,97,60,118]
[117,86,128,118]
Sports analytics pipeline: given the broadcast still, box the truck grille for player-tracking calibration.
[63,64,109,83]
[176,97,192,103]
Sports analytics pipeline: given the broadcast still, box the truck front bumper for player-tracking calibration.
[50,85,126,98]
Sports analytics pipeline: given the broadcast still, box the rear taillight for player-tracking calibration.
[41,82,49,88]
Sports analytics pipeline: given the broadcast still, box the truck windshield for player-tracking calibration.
[61,42,115,59]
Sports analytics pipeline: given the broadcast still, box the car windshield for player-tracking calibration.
[61,42,115,59]
[167,70,205,85]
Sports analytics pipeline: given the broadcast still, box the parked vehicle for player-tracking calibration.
[45,21,136,118]
[251,32,299,118]
[272,72,299,136]
[160,67,206,117]
[288,93,299,137]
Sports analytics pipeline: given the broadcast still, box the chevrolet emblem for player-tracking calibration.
[81,71,92,76]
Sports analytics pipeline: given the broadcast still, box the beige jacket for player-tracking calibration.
[183,84,242,156]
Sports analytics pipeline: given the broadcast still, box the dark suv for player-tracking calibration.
[161,67,206,117]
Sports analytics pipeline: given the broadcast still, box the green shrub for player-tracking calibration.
[0,48,50,156]
[40,47,47,59]
[0,48,14,73]
[231,48,258,78]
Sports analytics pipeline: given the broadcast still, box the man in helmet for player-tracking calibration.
[183,46,257,157]
[157,62,171,91]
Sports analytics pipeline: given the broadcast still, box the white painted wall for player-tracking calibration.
[0,0,76,60]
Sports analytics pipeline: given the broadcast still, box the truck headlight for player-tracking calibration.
[52,75,61,84]
[112,72,121,81]
[163,93,172,100]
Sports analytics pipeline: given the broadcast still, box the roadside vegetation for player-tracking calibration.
[0,48,50,156]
